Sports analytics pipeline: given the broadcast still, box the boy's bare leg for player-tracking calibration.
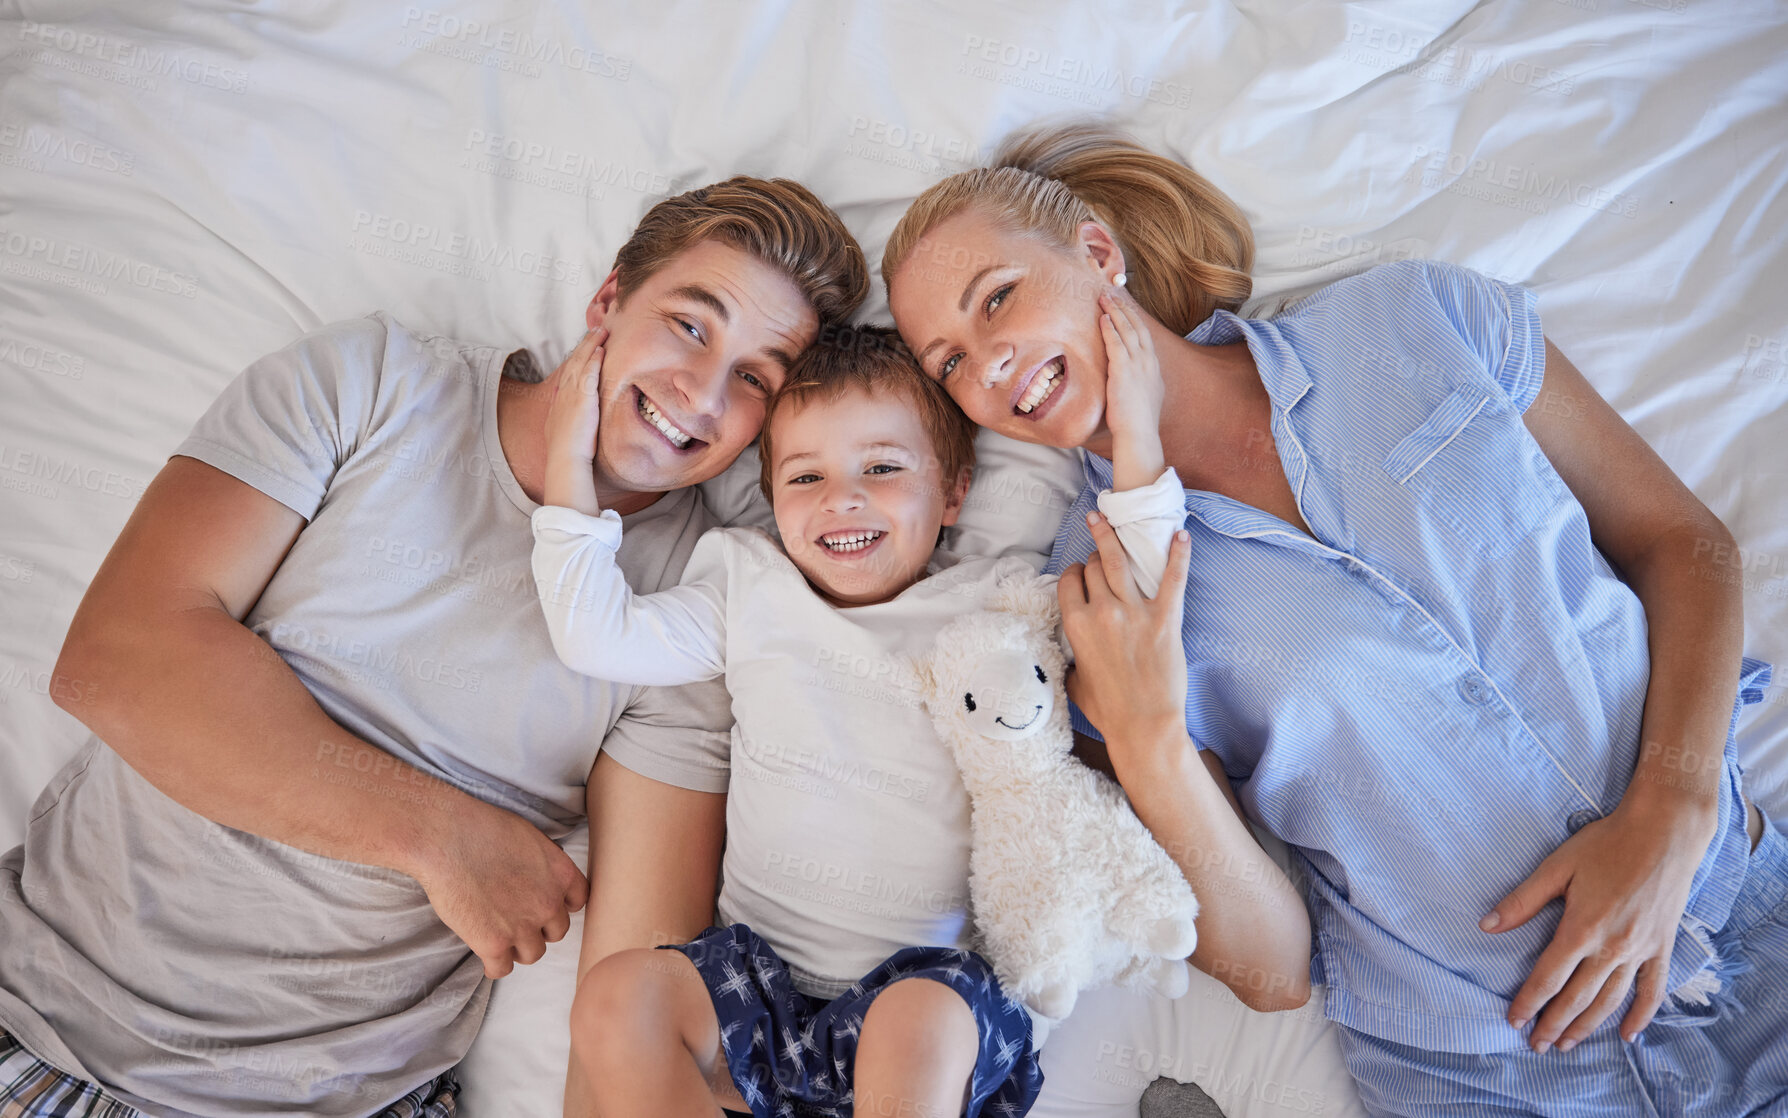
[565,754,728,1117]
[854,978,980,1118]
[573,947,742,1116]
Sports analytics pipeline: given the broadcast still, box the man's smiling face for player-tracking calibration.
[587,238,819,494]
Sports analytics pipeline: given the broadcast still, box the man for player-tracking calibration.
[0,177,867,1117]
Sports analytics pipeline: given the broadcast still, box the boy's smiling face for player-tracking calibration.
[769,385,970,608]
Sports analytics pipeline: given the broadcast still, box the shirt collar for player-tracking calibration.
[1187,307,1314,415]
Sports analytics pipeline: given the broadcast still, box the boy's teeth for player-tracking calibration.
[822,530,884,552]
[1018,359,1064,413]
[638,393,693,447]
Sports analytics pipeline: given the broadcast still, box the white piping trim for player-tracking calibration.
[1397,394,1490,484]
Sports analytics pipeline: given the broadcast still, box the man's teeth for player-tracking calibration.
[821,531,884,553]
[638,393,693,448]
[1017,358,1064,413]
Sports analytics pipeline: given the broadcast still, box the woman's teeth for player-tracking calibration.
[821,530,884,553]
[638,392,693,448]
[1018,358,1064,413]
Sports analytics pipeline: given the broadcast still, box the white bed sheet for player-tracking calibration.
[2,2,1783,1115]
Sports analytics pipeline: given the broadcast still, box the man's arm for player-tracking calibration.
[563,751,726,1116]
[52,455,586,977]
[1483,338,1745,1050]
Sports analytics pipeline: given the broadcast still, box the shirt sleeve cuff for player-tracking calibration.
[1095,466,1185,526]
[530,504,623,547]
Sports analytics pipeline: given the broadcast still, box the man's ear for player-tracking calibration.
[939,465,975,527]
[586,268,622,331]
[1078,221,1126,285]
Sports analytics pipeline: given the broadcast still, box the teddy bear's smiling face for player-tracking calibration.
[959,649,1056,741]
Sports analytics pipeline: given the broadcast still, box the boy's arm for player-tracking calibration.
[534,326,725,686]
[562,751,726,1117]
[1094,287,1181,598]
[530,512,728,686]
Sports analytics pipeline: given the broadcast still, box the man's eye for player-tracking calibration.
[673,317,702,341]
[985,282,1014,315]
[938,353,961,380]
[737,369,765,390]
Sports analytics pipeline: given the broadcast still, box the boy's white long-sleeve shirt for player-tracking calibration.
[527,465,1184,996]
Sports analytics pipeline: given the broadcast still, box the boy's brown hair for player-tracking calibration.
[615,176,869,326]
[757,324,977,503]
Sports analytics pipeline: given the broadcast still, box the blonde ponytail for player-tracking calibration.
[882,122,1253,337]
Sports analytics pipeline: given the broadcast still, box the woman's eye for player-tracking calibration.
[938,353,961,380]
[985,282,1014,316]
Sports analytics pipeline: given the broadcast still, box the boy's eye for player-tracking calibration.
[866,464,900,475]
[789,473,820,485]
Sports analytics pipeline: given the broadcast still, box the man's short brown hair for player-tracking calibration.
[614,176,869,326]
[758,324,977,503]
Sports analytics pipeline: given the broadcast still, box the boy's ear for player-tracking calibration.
[938,465,975,527]
[586,269,622,331]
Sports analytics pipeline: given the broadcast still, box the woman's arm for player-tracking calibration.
[1481,338,1745,1052]
[563,752,727,1117]
[1060,515,1312,1012]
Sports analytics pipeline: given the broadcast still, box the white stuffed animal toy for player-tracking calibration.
[915,568,1199,1021]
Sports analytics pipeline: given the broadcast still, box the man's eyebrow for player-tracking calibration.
[668,283,730,323]
[761,345,796,372]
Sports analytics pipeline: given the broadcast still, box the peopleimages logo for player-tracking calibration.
[400,8,631,80]
[0,227,198,298]
[349,211,583,285]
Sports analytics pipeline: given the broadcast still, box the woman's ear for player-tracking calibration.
[1078,221,1126,287]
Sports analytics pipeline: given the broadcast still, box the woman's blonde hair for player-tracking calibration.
[882,122,1254,337]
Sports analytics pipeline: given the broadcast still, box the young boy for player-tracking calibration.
[531,322,1164,1118]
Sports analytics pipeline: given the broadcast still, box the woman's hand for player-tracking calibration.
[1482,797,1715,1051]
[543,327,608,514]
[1099,288,1167,492]
[1057,508,1192,777]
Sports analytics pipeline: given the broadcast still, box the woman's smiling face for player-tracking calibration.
[888,210,1126,451]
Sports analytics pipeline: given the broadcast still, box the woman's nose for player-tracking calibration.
[976,342,1016,390]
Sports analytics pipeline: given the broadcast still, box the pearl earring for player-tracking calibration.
[1113,272,1127,287]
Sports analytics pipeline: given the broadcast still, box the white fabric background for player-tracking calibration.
[1,2,1783,1114]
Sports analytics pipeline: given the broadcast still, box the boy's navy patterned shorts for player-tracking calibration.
[660,923,1044,1118]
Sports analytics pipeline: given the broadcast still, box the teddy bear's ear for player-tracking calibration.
[987,568,1061,632]
[900,651,935,704]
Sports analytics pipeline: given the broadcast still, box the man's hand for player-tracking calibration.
[543,327,608,514]
[1482,800,1715,1051]
[1099,288,1166,492]
[411,801,590,979]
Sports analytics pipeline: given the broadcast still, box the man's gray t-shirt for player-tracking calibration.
[0,314,731,1117]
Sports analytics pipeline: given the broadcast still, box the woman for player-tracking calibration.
[882,123,1782,1116]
